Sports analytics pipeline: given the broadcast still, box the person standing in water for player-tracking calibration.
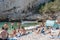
[3,23,9,31]
[11,22,14,29]
[17,22,21,27]
[17,22,21,29]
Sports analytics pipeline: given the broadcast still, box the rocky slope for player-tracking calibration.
[0,0,50,20]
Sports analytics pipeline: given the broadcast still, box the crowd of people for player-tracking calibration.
[0,22,27,40]
[0,17,60,40]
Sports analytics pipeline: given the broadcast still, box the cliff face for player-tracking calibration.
[0,0,50,20]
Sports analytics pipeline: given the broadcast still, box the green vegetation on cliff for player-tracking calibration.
[39,0,60,14]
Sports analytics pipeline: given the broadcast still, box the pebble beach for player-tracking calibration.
[17,32,60,40]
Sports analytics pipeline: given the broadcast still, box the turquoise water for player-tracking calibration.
[0,22,38,33]
[0,21,60,33]
[0,22,38,28]
[0,22,17,33]
[0,22,17,28]
[45,20,60,28]
[45,20,55,27]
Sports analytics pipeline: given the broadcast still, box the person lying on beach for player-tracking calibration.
[45,26,51,34]
[51,28,60,38]
[16,26,26,37]
[46,27,60,39]
[16,28,21,37]
[36,23,46,34]
[21,27,26,35]
[9,34,17,40]
[12,28,16,36]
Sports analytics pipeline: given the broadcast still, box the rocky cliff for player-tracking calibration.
[0,0,50,20]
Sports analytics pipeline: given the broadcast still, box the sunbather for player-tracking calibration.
[0,27,9,40]
[13,28,16,36]
[36,23,46,34]
[21,27,26,35]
